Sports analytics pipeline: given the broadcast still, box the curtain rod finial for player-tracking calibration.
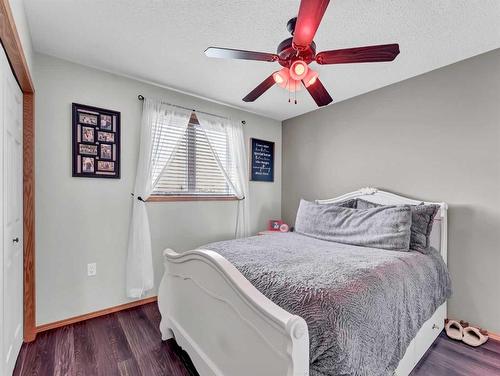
[138,95,144,101]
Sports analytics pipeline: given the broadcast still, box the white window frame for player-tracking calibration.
[148,114,238,202]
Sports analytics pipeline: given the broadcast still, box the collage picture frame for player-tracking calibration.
[72,103,121,178]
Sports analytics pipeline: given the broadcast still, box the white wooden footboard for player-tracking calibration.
[158,248,309,376]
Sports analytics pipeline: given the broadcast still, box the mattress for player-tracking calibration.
[203,232,451,376]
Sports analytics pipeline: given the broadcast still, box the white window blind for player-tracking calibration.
[151,114,236,197]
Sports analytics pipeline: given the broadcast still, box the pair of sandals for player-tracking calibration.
[445,319,489,347]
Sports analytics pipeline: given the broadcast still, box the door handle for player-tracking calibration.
[12,237,19,243]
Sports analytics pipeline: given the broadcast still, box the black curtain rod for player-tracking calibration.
[138,95,246,125]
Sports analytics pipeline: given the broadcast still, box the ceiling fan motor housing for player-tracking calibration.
[277,37,316,67]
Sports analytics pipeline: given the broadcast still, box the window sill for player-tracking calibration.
[147,195,239,202]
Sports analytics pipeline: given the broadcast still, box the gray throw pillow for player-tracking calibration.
[355,199,381,210]
[408,205,440,254]
[329,198,357,208]
[295,199,412,252]
[356,199,439,254]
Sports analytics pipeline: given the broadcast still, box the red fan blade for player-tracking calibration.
[242,74,276,102]
[292,0,330,51]
[302,78,333,107]
[316,44,400,65]
[205,47,278,62]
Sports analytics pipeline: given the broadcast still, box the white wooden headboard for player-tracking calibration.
[316,187,448,264]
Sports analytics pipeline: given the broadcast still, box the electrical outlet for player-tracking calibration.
[87,263,97,276]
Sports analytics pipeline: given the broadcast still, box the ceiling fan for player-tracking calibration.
[204,0,400,107]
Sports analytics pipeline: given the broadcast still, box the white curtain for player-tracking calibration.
[196,113,250,238]
[126,98,191,298]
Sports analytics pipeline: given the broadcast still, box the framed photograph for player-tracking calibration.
[97,131,115,143]
[82,157,95,173]
[100,114,113,130]
[100,144,112,159]
[81,126,94,143]
[250,138,274,182]
[268,219,283,231]
[97,161,115,172]
[79,112,98,126]
[73,103,120,178]
[79,144,98,156]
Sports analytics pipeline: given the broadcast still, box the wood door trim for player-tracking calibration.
[0,0,36,342]
[36,296,158,333]
[22,93,35,342]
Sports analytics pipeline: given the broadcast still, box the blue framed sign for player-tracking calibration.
[250,138,274,182]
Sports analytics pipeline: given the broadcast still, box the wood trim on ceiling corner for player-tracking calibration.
[0,0,36,342]
[36,296,158,334]
[0,0,34,93]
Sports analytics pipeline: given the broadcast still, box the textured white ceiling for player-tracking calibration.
[24,0,500,120]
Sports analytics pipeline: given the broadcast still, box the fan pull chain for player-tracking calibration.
[287,78,291,103]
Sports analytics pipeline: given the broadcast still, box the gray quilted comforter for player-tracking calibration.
[203,232,451,376]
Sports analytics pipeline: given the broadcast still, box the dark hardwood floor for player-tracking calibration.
[412,332,500,376]
[13,303,500,376]
[14,303,198,376]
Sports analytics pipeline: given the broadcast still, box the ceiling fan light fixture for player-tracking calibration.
[303,68,319,87]
[272,72,284,84]
[290,60,308,80]
[273,67,290,87]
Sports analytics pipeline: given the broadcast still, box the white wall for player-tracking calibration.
[282,48,500,333]
[8,0,33,73]
[34,53,282,325]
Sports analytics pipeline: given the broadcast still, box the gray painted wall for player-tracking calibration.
[282,49,500,333]
[34,53,281,325]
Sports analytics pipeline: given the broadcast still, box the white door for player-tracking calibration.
[0,43,24,376]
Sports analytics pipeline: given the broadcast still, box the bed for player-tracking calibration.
[158,188,451,376]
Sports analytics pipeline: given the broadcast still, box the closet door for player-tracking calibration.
[0,43,24,376]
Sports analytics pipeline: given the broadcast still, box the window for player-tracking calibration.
[150,113,237,200]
